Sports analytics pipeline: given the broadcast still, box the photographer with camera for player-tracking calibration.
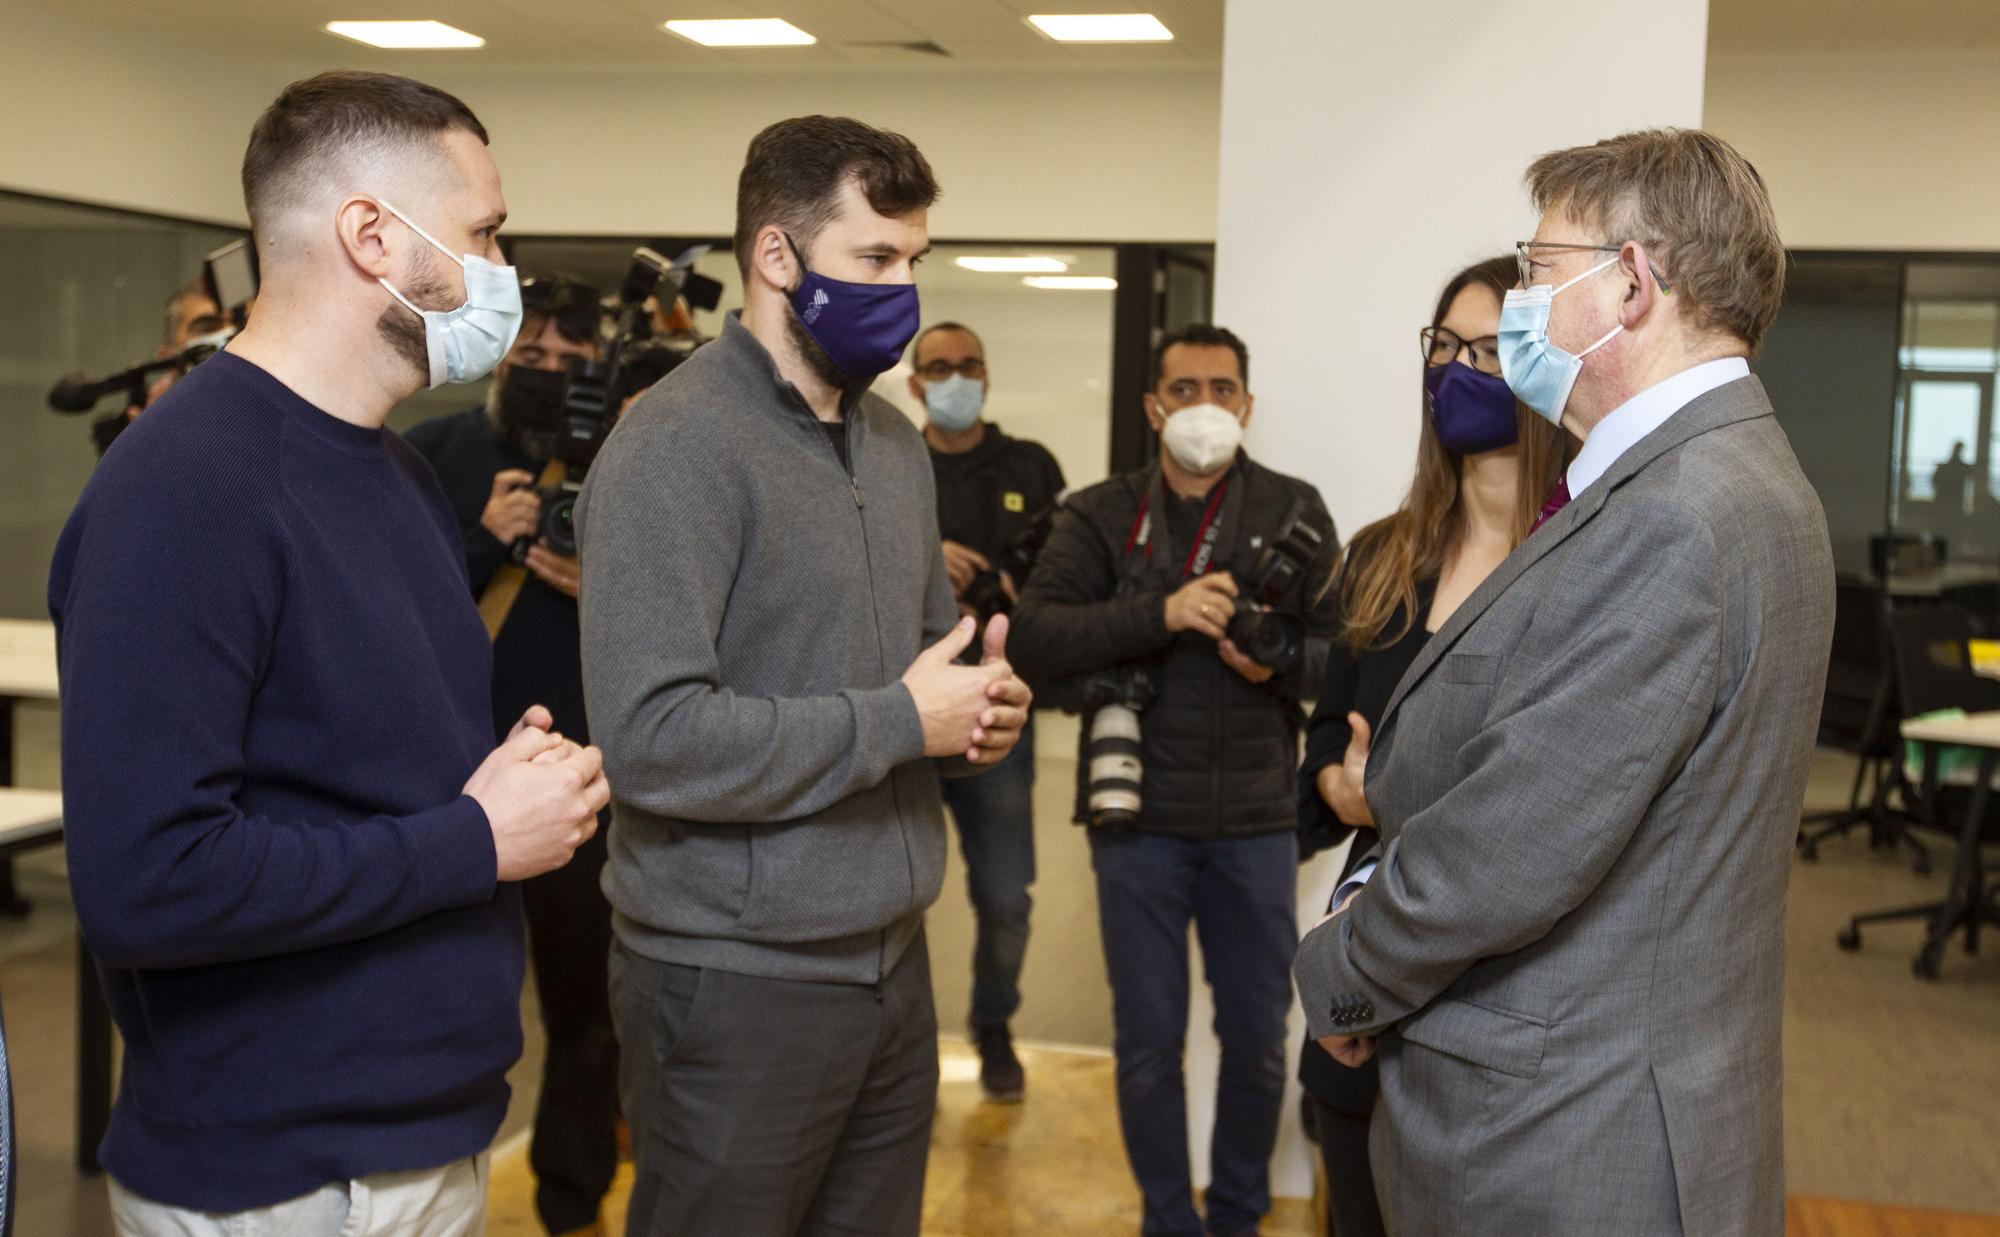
[909,320,1064,1104]
[1010,324,1338,1237]
[402,274,621,1237]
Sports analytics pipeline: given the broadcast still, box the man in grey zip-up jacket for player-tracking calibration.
[573,116,1031,1237]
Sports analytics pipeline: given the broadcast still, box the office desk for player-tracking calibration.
[1894,711,2000,978]
[0,621,112,1171]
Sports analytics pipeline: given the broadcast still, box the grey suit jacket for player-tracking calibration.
[1293,376,1834,1236]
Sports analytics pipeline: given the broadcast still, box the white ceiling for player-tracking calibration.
[1708,0,2000,56]
[37,0,2000,81]
[78,0,1224,71]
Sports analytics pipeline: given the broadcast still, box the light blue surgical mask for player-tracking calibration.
[923,374,985,432]
[1498,254,1623,425]
[375,198,523,389]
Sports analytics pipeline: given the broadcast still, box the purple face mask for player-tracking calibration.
[1424,361,1520,455]
[785,234,921,383]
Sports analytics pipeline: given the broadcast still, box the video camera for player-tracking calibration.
[47,239,258,456]
[1226,498,1337,677]
[508,245,709,560]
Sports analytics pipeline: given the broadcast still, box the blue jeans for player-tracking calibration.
[1089,829,1298,1237]
[939,719,1037,1033]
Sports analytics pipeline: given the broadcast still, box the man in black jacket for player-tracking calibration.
[909,321,1066,1103]
[403,276,618,1237]
[1011,324,1338,1237]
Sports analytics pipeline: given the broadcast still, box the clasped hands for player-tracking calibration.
[1164,573,1275,685]
[903,614,1033,764]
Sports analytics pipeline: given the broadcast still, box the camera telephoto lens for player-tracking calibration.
[1085,702,1144,828]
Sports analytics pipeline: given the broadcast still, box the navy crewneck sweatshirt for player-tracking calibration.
[49,351,524,1211]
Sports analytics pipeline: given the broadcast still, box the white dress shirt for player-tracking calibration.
[1566,356,1749,496]
[1325,357,1754,919]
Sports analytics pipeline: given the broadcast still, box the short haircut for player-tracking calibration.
[519,275,602,347]
[1149,323,1250,389]
[241,71,489,241]
[1526,128,1785,352]
[733,116,938,277]
[162,281,214,346]
[910,321,984,365]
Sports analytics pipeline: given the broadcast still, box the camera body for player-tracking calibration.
[1081,665,1157,829]
[962,499,1064,621]
[1226,499,1337,677]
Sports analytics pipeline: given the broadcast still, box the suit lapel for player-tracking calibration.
[1376,375,1774,730]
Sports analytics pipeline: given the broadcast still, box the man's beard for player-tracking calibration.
[784,301,853,390]
[376,250,457,384]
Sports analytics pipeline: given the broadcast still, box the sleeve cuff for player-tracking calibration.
[410,794,499,904]
[851,681,928,772]
[1331,858,1378,911]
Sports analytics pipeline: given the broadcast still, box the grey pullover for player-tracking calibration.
[575,313,959,985]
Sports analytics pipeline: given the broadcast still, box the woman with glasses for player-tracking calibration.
[1294,255,1569,1237]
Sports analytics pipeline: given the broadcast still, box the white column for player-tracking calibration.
[1200,0,1711,1202]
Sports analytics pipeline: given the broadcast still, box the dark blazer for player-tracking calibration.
[1297,573,1435,1117]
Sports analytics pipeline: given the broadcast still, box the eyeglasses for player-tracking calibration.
[1515,240,1672,293]
[1514,241,1621,289]
[1420,326,1501,375]
[918,357,987,381]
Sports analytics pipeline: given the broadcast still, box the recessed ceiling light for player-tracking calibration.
[955,256,1070,274]
[1026,13,1174,43]
[663,18,817,47]
[1024,275,1119,291]
[324,20,485,49]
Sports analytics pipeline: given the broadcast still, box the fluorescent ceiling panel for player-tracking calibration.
[955,256,1070,273]
[663,18,817,47]
[324,20,485,48]
[1026,13,1174,43]
[1023,275,1119,290]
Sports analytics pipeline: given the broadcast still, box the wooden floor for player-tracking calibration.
[486,1040,2000,1237]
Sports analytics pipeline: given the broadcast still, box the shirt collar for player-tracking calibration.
[1567,357,1750,496]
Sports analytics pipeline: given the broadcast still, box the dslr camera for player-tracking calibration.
[1227,499,1337,677]
[960,497,1065,621]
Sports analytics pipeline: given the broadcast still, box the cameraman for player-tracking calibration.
[1011,324,1338,1237]
[909,320,1066,1103]
[403,276,618,1237]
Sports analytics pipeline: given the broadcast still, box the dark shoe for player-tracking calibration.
[975,1025,1025,1103]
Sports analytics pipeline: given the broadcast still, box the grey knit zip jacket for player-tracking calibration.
[574,313,958,984]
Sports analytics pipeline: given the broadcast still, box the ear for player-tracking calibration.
[1238,392,1256,430]
[335,196,398,281]
[1618,240,1665,331]
[1143,393,1166,433]
[907,371,925,402]
[750,224,798,295]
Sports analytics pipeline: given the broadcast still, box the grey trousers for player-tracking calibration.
[609,932,938,1237]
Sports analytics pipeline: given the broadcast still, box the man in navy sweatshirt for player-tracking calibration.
[49,70,610,1237]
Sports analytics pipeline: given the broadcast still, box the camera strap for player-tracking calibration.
[1123,464,1241,586]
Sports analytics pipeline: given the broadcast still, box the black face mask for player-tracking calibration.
[493,365,567,460]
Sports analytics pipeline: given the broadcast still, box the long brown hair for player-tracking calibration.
[1338,256,1570,653]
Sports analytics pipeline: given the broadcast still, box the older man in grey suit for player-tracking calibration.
[1294,129,1834,1236]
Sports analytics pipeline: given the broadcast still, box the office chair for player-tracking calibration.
[1799,584,1930,873]
[1837,606,2000,977]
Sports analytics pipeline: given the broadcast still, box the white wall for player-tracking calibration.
[0,7,289,225]
[1209,0,1710,1202]
[1705,49,2000,251]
